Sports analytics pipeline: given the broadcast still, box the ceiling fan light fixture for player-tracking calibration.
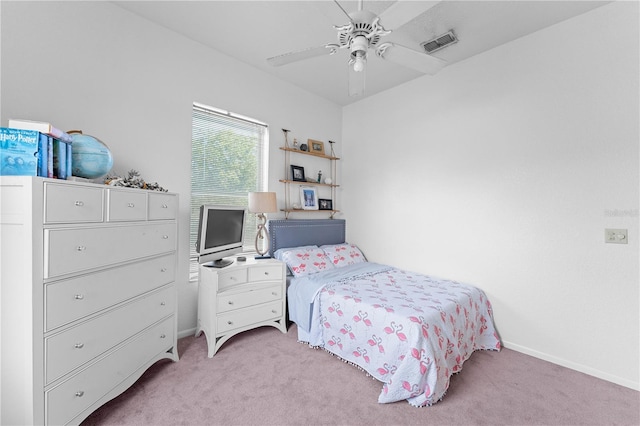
[350,35,369,72]
[353,55,365,72]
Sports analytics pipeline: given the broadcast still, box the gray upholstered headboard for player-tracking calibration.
[267,219,346,257]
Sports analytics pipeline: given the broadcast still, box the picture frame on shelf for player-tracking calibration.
[291,165,306,182]
[318,199,333,210]
[308,139,325,155]
[300,186,319,210]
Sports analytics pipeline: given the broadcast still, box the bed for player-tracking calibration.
[268,219,501,407]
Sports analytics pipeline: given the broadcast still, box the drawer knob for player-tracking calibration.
[230,276,236,281]
[162,235,169,239]
[272,309,277,314]
[161,268,167,272]
[74,201,84,207]
[160,334,166,339]
[272,292,278,296]
[162,204,168,208]
[264,272,269,276]
[127,203,135,208]
[227,321,233,325]
[160,301,166,306]
[76,246,86,251]
[75,391,85,398]
[74,343,84,349]
[74,294,84,300]
[228,301,234,305]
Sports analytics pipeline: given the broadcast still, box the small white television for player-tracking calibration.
[195,204,246,268]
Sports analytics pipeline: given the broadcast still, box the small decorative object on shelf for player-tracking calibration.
[309,139,325,155]
[104,169,168,192]
[293,137,299,150]
[299,143,308,152]
[282,128,291,148]
[317,170,322,183]
[300,186,319,210]
[319,199,333,210]
[324,177,332,185]
[291,165,305,182]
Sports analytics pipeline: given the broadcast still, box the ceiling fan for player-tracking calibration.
[266,0,447,97]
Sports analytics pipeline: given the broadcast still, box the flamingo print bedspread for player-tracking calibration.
[289,263,501,407]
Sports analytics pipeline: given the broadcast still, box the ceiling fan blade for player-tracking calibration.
[377,0,440,30]
[348,62,365,97]
[376,43,446,75]
[267,44,339,67]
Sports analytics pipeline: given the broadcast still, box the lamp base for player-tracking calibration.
[254,255,271,260]
[254,215,271,256]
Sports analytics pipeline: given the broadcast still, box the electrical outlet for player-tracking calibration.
[605,228,628,244]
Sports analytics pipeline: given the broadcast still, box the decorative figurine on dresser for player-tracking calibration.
[0,176,179,426]
[193,203,287,357]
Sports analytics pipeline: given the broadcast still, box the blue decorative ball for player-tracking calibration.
[70,132,113,179]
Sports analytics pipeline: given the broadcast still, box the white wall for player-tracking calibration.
[342,2,639,389]
[0,1,342,335]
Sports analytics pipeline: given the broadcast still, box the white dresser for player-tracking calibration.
[0,176,179,425]
[196,258,287,357]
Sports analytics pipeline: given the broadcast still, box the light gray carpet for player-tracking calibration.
[82,326,639,425]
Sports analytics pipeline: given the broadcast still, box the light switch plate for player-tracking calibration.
[605,228,628,244]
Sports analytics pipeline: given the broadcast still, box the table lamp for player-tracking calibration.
[248,192,278,257]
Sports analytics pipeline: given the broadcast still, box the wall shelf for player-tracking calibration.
[280,145,339,219]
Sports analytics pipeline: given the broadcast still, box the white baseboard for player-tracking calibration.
[502,340,639,391]
[178,327,197,340]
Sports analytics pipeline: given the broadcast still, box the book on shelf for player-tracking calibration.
[46,135,53,178]
[53,139,68,179]
[0,127,39,176]
[8,118,73,143]
[38,133,49,177]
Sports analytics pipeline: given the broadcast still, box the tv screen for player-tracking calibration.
[196,205,246,267]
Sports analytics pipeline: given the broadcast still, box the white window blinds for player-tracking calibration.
[190,103,269,278]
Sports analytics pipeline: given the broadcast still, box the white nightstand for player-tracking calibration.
[195,257,287,357]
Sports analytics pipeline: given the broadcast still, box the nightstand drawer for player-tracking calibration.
[218,268,248,289]
[148,193,177,220]
[217,300,283,333]
[44,183,104,224]
[248,264,283,282]
[217,284,282,313]
[45,286,175,384]
[45,254,176,331]
[107,189,147,221]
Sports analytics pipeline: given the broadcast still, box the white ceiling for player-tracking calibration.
[113,1,610,106]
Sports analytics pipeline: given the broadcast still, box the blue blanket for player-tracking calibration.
[287,262,392,332]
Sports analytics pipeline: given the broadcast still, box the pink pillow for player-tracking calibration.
[276,246,333,277]
[321,243,367,268]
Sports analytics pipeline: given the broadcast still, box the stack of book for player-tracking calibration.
[0,119,73,178]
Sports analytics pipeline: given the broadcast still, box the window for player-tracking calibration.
[190,102,269,278]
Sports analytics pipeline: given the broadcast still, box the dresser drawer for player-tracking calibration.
[217,300,283,334]
[45,254,176,331]
[107,189,147,221]
[46,317,175,426]
[45,285,175,384]
[217,284,282,314]
[248,264,283,282]
[44,183,104,223]
[44,223,176,278]
[218,268,248,290]
[148,192,177,220]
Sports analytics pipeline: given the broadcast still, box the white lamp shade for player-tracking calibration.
[248,192,277,213]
